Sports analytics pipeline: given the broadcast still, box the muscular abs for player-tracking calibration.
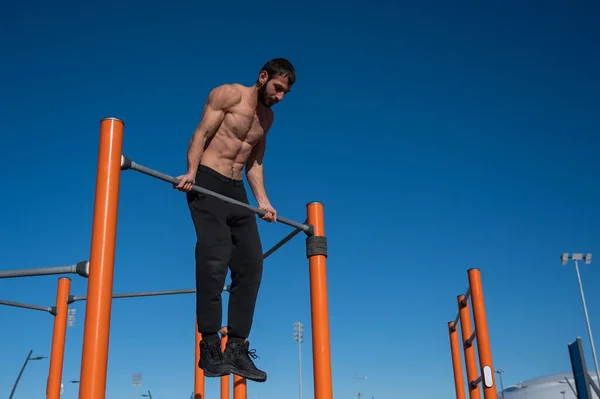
[201,94,271,179]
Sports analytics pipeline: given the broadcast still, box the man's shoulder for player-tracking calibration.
[208,83,243,108]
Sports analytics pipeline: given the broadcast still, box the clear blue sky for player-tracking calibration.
[1,1,599,399]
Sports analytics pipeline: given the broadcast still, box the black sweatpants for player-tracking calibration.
[187,165,264,341]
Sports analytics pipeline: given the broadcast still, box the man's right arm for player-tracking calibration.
[186,84,241,175]
[175,85,241,192]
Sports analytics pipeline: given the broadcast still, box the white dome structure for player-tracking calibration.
[501,371,599,399]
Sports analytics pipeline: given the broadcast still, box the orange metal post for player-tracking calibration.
[195,322,205,399]
[448,321,466,399]
[458,295,481,399]
[306,202,333,399]
[220,328,230,399]
[468,269,497,399]
[78,117,124,399]
[233,375,247,399]
[47,277,71,399]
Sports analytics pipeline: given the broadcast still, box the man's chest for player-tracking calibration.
[227,108,270,143]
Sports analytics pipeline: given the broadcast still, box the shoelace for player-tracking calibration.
[246,348,259,360]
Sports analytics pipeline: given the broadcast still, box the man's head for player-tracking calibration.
[256,58,295,108]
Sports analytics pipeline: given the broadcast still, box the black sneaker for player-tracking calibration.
[223,341,267,382]
[199,340,230,377]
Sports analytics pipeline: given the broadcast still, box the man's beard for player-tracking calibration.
[258,81,273,108]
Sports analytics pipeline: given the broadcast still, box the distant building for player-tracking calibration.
[502,371,599,399]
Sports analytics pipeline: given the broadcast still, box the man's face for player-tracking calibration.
[258,72,291,108]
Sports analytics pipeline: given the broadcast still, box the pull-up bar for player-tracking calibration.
[70,285,229,303]
[120,155,314,236]
[0,299,55,314]
[0,260,89,279]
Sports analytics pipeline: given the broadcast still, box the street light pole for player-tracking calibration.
[9,349,47,399]
[561,253,600,385]
[496,369,505,399]
[293,321,304,399]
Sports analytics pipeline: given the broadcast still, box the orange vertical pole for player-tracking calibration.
[195,321,205,399]
[448,321,466,399]
[78,117,124,399]
[220,327,230,399]
[468,269,497,399]
[306,202,333,399]
[233,375,247,399]
[47,277,71,399]
[458,295,481,399]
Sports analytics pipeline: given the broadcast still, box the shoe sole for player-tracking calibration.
[198,363,230,378]
[227,364,267,383]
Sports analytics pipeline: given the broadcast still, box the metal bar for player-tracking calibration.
[263,227,303,260]
[458,294,481,399]
[194,320,205,399]
[78,117,124,399]
[306,202,333,399]
[71,286,228,303]
[9,350,33,399]
[448,321,467,399]
[234,374,247,399]
[564,377,577,397]
[220,328,230,399]
[47,277,71,399]
[468,268,497,399]
[0,299,53,313]
[452,311,461,330]
[461,287,471,306]
[466,330,477,347]
[121,155,313,235]
[0,261,89,279]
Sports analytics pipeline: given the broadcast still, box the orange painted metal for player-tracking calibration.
[78,117,124,399]
[195,321,205,399]
[448,321,466,399]
[47,277,71,399]
[458,294,481,399]
[468,269,497,399]
[220,327,230,399]
[306,202,333,399]
[233,375,247,399]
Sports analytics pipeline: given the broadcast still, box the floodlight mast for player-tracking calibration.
[561,252,599,385]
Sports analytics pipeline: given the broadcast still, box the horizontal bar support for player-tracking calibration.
[470,375,482,388]
[263,227,303,260]
[465,330,477,347]
[0,261,89,279]
[0,299,54,314]
[461,287,471,306]
[121,155,313,235]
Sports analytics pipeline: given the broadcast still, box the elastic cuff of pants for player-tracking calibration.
[227,336,245,344]
[201,332,220,345]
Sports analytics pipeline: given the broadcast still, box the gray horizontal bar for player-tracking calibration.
[0,261,89,279]
[70,285,229,303]
[121,155,313,235]
[263,227,302,260]
[0,299,53,313]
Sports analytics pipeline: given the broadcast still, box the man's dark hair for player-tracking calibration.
[259,58,296,86]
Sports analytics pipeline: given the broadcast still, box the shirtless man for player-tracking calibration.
[174,58,295,383]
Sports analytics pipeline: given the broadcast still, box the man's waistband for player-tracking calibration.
[197,165,245,187]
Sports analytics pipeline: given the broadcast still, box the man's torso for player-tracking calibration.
[200,84,273,180]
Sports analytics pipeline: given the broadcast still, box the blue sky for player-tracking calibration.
[1,1,599,398]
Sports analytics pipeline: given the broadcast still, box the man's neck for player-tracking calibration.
[250,84,266,111]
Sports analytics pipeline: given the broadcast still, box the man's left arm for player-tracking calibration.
[246,134,276,221]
